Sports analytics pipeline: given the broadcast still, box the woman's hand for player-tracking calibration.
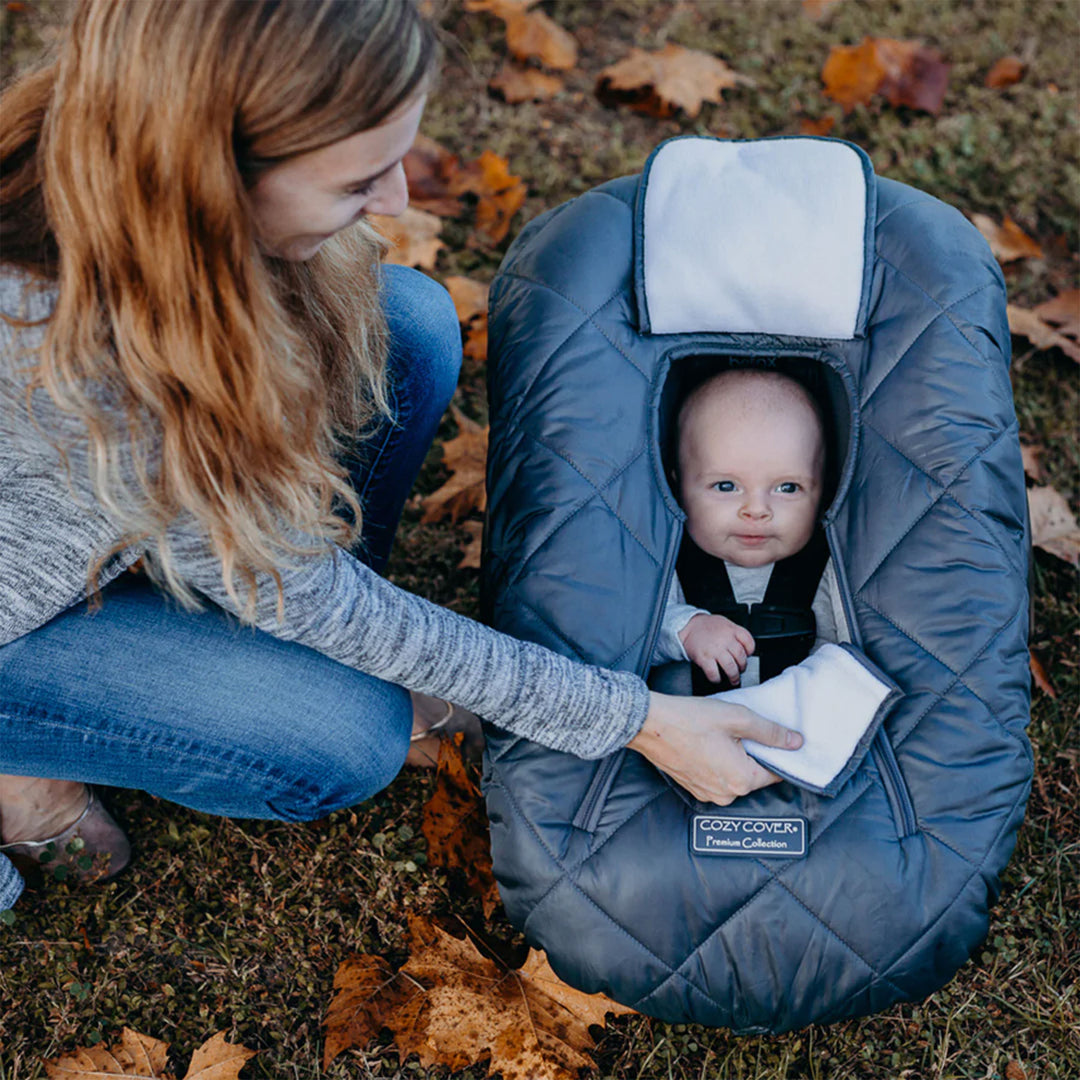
[627,691,802,805]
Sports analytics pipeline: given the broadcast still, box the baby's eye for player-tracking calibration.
[776,481,801,494]
[713,480,736,493]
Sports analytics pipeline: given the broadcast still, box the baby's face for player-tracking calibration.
[678,390,824,569]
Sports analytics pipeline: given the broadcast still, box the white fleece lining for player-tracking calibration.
[643,139,866,339]
[714,643,894,792]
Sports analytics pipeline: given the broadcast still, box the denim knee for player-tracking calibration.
[382,265,462,418]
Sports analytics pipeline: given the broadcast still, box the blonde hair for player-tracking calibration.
[0,0,437,617]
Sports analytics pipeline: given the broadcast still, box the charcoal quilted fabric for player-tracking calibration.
[480,136,1032,1031]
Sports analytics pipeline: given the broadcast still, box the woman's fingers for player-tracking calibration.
[730,704,803,750]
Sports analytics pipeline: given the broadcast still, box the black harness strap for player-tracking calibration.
[676,527,830,694]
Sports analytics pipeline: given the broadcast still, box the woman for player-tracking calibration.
[0,0,801,908]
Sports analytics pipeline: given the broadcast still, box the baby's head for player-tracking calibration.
[675,369,825,569]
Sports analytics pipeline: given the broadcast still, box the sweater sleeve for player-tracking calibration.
[164,522,651,759]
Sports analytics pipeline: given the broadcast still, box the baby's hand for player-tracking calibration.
[679,614,756,686]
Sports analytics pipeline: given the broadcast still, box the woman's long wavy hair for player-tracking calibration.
[0,0,438,617]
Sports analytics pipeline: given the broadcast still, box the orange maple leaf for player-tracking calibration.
[420,406,489,525]
[323,916,635,1076]
[422,734,500,914]
[44,1028,255,1080]
[457,519,485,569]
[822,36,950,114]
[597,43,754,119]
[450,149,527,247]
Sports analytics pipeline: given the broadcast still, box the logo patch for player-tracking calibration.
[691,815,807,858]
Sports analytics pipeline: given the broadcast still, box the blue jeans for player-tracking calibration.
[0,266,462,906]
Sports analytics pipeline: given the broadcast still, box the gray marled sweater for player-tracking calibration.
[0,269,650,758]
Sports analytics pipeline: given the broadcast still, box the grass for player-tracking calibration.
[2,1,1078,1078]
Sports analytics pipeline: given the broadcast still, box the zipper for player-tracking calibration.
[572,520,684,834]
[825,523,918,839]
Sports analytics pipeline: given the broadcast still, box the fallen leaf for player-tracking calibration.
[443,275,490,325]
[596,43,755,119]
[1020,441,1044,482]
[490,61,564,103]
[822,37,950,114]
[1033,289,1080,338]
[1030,651,1057,699]
[450,150,527,246]
[1005,1062,1028,1080]
[802,0,843,18]
[457,520,485,569]
[799,115,836,136]
[44,1029,255,1080]
[404,135,463,216]
[1028,486,1080,566]
[370,207,445,270]
[420,406,489,524]
[986,56,1025,88]
[464,317,489,363]
[467,0,578,70]
[323,916,635,1077]
[1007,304,1080,363]
[422,734,499,913]
[183,1033,256,1080]
[970,214,1043,263]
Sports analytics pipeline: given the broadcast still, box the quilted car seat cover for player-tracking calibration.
[481,136,1031,1032]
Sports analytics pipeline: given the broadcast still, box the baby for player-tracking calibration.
[653,368,837,688]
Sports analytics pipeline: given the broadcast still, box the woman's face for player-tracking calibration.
[249,93,426,261]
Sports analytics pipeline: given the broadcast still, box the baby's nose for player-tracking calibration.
[739,495,772,519]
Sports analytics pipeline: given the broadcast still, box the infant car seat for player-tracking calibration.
[480,136,1032,1032]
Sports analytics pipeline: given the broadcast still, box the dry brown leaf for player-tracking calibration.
[443,275,491,324]
[450,150,527,246]
[420,406,489,525]
[799,115,836,136]
[422,734,499,913]
[986,55,1025,88]
[1029,650,1057,699]
[44,1029,254,1080]
[1020,441,1044,482]
[490,61,564,103]
[464,318,489,364]
[596,43,754,119]
[1028,486,1080,566]
[467,0,578,70]
[802,0,843,18]
[1033,289,1080,338]
[403,135,463,216]
[182,1033,256,1080]
[971,214,1044,263]
[1007,304,1080,363]
[1005,1062,1028,1080]
[370,207,445,269]
[822,37,950,114]
[323,916,634,1077]
[458,519,485,569]
[46,1028,170,1078]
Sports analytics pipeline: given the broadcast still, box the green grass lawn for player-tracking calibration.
[2,1,1077,1077]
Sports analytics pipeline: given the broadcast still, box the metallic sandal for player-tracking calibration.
[406,696,485,767]
[0,787,131,884]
